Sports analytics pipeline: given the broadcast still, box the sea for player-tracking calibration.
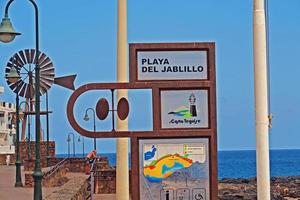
[56,149,300,180]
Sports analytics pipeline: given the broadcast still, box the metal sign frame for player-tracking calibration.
[66,42,217,200]
[129,43,217,200]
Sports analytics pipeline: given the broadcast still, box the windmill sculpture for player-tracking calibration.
[4,49,76,141]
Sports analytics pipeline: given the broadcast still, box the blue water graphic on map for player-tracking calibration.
[144,175,163,183]
[144,145,157,161]
[162,162,184,175]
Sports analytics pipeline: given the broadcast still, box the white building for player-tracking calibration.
[0,86,16,154]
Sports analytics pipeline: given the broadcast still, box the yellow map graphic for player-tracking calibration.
[144,153,193,182]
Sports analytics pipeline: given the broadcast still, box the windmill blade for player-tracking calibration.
[39,81,48,94]
[41,77,54,85]
[11,80,24,95]
[15,53,25,67]
[54,75,76,91]
[41,70,55,77]
[37,53,47,65]
[18,50,27,66]
[19,83,28,97]
[40,63,54,72]
[40,57,51,68]
[25,49,31,64]
[8,57,21,70]
[40,77,53,88]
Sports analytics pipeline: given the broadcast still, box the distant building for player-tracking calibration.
[0,86,16,154]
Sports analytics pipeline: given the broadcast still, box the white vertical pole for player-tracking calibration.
[116,0,129,199]
[253,0,271,199]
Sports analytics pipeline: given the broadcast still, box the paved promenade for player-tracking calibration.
[0,165,55,200]
[0,165,122,200]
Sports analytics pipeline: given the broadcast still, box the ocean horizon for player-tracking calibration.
[56,149,300,179]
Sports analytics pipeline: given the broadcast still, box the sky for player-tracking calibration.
[0,0,300,154]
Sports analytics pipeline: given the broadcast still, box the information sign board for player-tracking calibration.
[67,42,217,200]
[139,138,210,200]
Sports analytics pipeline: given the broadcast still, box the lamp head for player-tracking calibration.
[0,17,21,43]
[78,137,81,142]
[67,135,71,142]
[83,113,90,121]
[5,66,20,83]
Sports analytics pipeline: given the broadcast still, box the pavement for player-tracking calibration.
[0,165,56,200]
[0,165,128,200]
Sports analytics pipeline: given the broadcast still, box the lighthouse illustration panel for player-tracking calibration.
[160,90,209,129]
[139,138,210,200]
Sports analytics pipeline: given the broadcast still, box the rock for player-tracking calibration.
[218,177,300,199]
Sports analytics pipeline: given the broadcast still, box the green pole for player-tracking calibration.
[15,79,23,187]
[46,91,50,167]
[27,0,43,199]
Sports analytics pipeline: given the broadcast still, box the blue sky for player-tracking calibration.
[0,0,300,154]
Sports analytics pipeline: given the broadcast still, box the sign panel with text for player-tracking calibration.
[137,51,208,81]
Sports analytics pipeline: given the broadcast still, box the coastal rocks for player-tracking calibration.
[218,176,300,200]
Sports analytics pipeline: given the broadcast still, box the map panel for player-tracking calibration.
[139,138,210,200]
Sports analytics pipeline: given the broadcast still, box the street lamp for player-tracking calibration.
[78,136,85,157]
[67,135,71,158]
[5,58,22,187]
[46,91,50,167]
[0,0,43,198]
[0,13,20,42]
[84,108,96,151]
[68,132,75,157]
[19,101,31,161]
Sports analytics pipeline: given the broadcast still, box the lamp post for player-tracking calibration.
[5,60,23,187]
[116,0,129,199]
[20,101,31,161]
[67,135,71,158]
[0,0,43,198]
[253,0,271,199]
[78,136,85,157]
[46,91,50,167]
[68,132,75,157]
[84,108,96,151]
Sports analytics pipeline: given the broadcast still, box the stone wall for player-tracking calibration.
[25,158,69,187]
[19,141,55,162]
[92,157,131,194]
[24,158,87,187]
[95,169,116,194]
[0,141,55,166]
[43,163,69,187]
[67,158,87,173]
[44,174,90,200]
[23,157,63,171]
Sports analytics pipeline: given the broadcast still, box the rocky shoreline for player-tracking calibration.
[218,176,300,200]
